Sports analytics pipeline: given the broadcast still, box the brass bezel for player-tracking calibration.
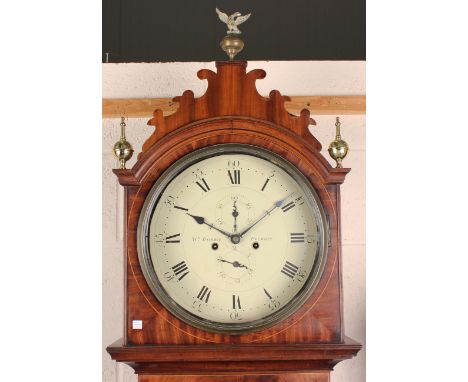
[137,144,329,334]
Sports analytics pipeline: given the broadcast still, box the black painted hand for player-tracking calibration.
[232,201,239,232]
[187,213,232,239]
[217,258,251,270]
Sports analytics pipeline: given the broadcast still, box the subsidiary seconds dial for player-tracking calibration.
[137,144,328,334]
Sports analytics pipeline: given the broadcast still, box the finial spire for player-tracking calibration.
[216,8,251,60]
[328,117,349,168]
[113,117,134,169]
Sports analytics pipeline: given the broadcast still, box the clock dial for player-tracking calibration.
[138,145,328,333]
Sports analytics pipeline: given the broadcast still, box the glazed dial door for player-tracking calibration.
[138,145,328,334]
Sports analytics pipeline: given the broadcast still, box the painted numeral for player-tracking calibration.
[171,261,189,280]
[281,261,299,279]
[264,289,280,310]
[228,170,241,185]
[295,195,305,206]
[165,233,181,243]
[164,196,175,206]
[232,295,241,309]
[154,233,164,243]
[290,233,305,243]
[230,311,242,320]
[197,285,211,303]
[195,178,210,192]
[281,201,296,213]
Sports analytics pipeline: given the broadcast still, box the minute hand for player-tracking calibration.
[238,194,292,237]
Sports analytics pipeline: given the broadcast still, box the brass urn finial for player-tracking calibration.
[216,8,251,60]
[113,117,134,169]
[328,117,349,168]
[220,35,245,61]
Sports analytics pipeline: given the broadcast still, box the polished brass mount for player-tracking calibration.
[216,8,251,61]
[113,117,134,169]
[328,117,349,168]
[220,34,245,61]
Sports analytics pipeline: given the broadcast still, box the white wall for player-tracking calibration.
[102,61,366,382]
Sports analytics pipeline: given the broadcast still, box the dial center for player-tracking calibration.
[231,234,241,244]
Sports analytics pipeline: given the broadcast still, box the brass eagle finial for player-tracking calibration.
[216,8,251,35]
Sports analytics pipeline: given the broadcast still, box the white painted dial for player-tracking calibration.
[138,145,327,333]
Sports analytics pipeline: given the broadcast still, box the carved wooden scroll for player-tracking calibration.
[139,61,321,159]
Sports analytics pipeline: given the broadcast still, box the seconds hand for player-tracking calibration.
[232,201,239,233]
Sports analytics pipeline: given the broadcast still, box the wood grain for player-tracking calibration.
[108,337,361,363]
[118,121,347,346]
[103,95,365,118]
[139,62,320,157]
[108,61,361,379]
[139,373,330,382]
[138,372,330,382]
[108,337,360,375]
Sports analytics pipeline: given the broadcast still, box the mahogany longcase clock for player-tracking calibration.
[107,61,361,382]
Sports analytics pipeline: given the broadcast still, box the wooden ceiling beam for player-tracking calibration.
[102,96,365,119]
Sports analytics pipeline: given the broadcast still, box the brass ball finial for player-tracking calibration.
[113,117,134,169]
[328,117,349,168]
[220,34,245,61]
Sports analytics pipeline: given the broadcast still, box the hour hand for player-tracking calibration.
[187,213,205,225]
[187,213,232,239]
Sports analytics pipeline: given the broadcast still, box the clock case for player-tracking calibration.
[108,61,361,379]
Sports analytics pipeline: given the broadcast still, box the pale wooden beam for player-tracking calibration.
[285,96,366,116]
[102,95,365,119]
